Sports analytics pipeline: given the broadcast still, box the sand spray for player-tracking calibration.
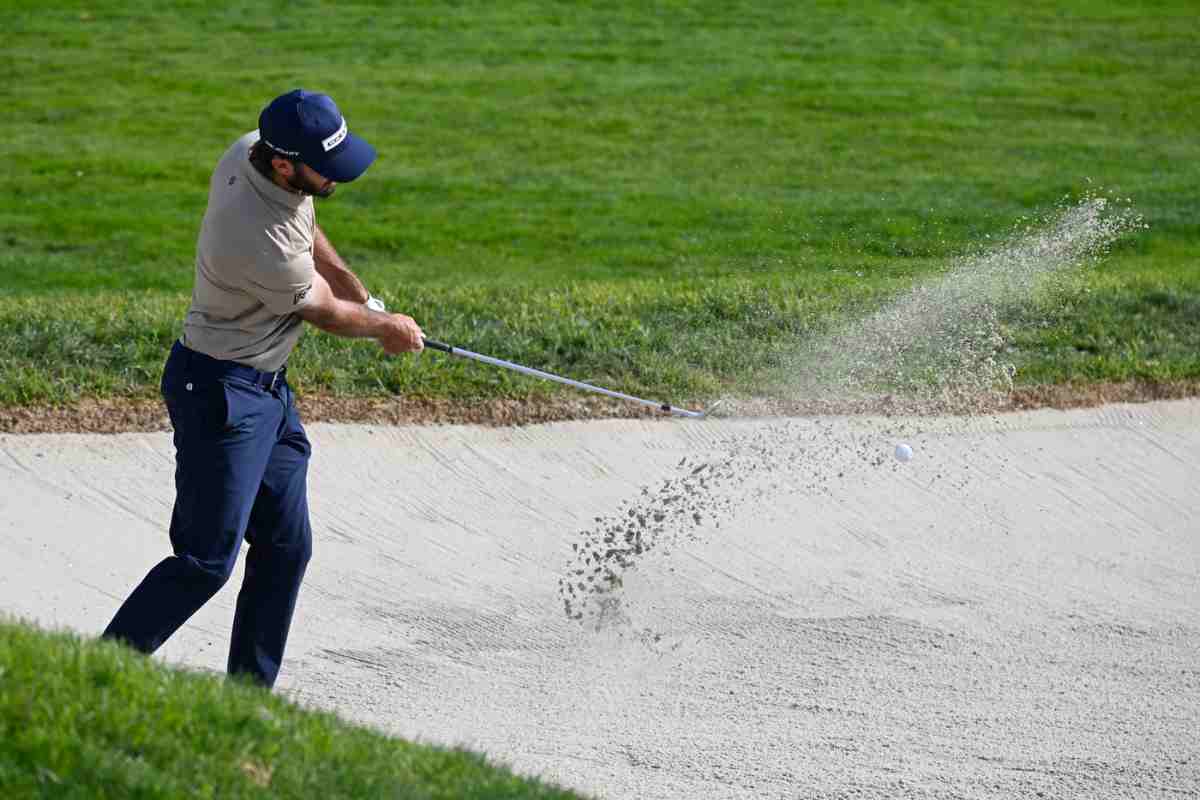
[559,194,1146,633]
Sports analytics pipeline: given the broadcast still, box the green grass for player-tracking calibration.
[1,0,1198,406]
[0,620,583,799]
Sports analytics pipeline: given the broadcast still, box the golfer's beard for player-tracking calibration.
[287,170,336,198]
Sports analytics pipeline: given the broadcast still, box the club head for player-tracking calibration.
[666,399,725,419]
[698,399,726,419]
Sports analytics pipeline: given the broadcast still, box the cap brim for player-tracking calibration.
[311,132,376,183]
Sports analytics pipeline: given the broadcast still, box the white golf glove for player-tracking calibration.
[365,295,386,313]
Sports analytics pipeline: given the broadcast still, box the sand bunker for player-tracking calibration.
[1,401,1197,798]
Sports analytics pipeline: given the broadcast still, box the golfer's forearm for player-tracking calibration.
[300,297,392,339]
[313,226,369,304]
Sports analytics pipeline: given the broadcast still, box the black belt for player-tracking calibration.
[177,341,286,391]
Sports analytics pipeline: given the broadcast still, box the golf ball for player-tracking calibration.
[894,443,913,463]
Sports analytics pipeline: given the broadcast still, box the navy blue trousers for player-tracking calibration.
[103,341,312,687]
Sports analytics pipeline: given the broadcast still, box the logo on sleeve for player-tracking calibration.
[293,285,312,306]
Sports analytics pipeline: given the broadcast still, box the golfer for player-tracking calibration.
[102,89,423,687]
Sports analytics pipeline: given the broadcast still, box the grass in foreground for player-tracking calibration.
[0,620,583,799]
[2,1,1198,407]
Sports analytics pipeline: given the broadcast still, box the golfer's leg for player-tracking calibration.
[103,381,278,654]
[228,396,313,687]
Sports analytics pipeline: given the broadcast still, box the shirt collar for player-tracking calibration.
[241,133,310,211]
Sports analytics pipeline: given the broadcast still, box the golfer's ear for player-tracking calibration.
[272,156,295,176]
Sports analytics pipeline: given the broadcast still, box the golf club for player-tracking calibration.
[422,338,718,419]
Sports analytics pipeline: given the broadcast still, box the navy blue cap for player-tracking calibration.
[258,89,376,183]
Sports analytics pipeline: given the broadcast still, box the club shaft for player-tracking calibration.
[423,339,703,418]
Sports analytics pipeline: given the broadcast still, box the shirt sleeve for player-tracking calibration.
[244,232,317,315]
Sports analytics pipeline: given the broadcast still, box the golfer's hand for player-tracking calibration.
[380,314,425,354]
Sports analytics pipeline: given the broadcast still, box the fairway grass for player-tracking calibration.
[3,1,1197,412]
[3,253,1198,410]
[0,620,583,799]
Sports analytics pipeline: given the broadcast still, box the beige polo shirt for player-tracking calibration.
[181,131,316,372]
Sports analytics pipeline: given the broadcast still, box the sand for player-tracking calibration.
[1,400,1197,799]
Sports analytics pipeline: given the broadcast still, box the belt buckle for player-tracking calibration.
[268,370,280,391]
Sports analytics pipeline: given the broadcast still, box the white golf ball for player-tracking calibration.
[894,443,913,463]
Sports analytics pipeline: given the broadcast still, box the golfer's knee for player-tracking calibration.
[281,535,312,576]
[178,554,236,594]
[285,524,313,569]
[297,533,312,568]
[260,533,312,576]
